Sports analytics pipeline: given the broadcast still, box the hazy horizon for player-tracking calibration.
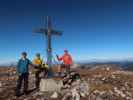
[0,57,133,66]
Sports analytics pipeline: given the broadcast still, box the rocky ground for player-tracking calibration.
[0,64,133,100]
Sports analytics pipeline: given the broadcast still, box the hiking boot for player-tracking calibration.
[24,91,29,95]
[15,92,22,97]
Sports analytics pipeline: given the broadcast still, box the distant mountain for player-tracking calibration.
[0,62,17,67]
[77,59,133,71]
[123,62,133,71]
[0,59,133,71]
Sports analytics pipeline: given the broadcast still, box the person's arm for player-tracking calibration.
[16,60,20,75]
[28,59,32,65]
[29,59,36,67]
[28,59,35,74]
[28,59,36,68]
[56,55,63,61]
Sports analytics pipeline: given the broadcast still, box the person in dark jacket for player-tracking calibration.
[16,52,31,96]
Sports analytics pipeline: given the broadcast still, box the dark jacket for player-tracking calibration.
[17,58,31,74]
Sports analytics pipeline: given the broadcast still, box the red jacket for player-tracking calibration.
[57,54,73,65]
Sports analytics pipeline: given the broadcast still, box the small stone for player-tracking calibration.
[0,81,2,87]
[62,92,71,100]
[80,92,85,97]
[106,67,110,71]
[71,88,80,100]
[51,92,58,99]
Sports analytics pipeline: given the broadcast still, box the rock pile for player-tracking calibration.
[62,79,89,100]
[0,65,133,100]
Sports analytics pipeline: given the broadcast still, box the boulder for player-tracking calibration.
[40,79,62,92]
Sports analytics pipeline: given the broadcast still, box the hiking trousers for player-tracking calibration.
[35,70,41,89]
[61,64,71,73]
[16,73,29,94]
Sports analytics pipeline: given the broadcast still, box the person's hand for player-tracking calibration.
[56,55,59,58]
[17,72,21,76]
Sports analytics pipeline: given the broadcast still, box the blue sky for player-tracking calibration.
[0,0,133,64]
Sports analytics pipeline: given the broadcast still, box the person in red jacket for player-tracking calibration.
[56,50,73,74]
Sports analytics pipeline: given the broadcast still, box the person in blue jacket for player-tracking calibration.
[16,52,31,96]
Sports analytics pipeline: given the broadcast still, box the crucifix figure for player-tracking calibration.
[33,16,62,68]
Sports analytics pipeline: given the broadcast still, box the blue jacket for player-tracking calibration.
[17,58,31,74]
